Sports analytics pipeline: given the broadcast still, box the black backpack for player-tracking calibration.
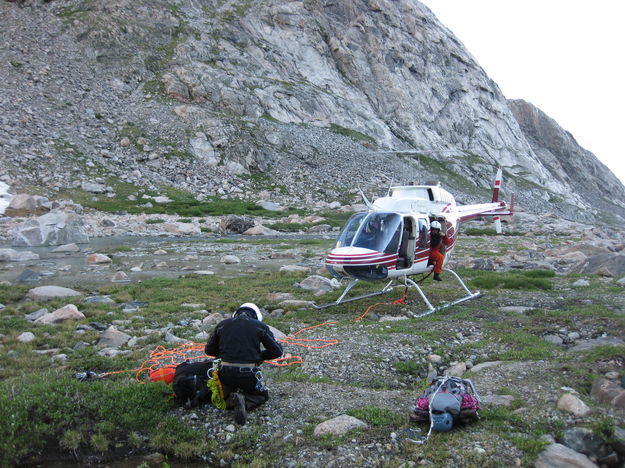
[172,360,213,409]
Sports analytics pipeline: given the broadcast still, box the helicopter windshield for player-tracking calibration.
[335,212,402,254]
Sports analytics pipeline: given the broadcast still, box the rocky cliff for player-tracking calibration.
[509,99,625,219]
[1,0,623,222]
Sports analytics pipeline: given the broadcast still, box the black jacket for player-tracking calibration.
[205,315,283,365]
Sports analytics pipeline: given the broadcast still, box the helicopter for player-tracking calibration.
[315,168,514,317]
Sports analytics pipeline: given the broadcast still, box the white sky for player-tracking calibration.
[419,0,625,187]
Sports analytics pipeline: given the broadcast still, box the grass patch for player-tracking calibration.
[577,344,625,362]
[463,227,524,236]
[0,283,29,304]
[345,406,404,426]
[392,360,421,375]
[328,123,376,144]
[468,269,554,290]
[490,329,558,360]
[150,416,213,458]
[0,374,172,466]
[57,179,304,217]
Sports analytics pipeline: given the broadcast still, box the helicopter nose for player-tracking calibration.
[325,247,398,271]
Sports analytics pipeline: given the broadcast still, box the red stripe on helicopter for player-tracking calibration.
[326,252,399,267]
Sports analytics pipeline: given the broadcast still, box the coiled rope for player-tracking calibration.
[102,286,414,382]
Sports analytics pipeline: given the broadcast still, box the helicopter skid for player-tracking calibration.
[312,279,394,310]
[312,269,481,316]
[404,269,481,318]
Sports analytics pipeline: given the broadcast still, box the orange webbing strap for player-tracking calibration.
[355,287,408,321]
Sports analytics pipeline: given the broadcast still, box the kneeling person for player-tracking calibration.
[205,303,283,424]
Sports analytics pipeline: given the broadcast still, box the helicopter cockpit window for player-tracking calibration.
[351,213,402,253]
[335,213,367,248]
[418,218,428,248]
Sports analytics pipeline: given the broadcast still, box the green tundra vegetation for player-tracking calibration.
[0,245,623,466]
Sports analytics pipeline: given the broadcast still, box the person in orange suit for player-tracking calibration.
[429,220,451,281]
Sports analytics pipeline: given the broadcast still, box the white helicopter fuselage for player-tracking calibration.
[325,181,509,282]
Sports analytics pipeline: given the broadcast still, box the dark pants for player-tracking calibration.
[219,366,269,411]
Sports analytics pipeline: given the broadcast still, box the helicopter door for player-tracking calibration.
[398,217,416,269]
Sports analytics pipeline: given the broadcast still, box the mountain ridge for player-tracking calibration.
[1,0,623,223]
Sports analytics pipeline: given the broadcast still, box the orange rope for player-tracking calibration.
[355,287,408,321]
[279,321,339,349]
[104,286,415,380]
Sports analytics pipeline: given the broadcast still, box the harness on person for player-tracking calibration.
[207,359,226,409]
[411,376,481,438]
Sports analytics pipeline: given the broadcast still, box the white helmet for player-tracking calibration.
[233,302,263,321]
[431,221,442,230]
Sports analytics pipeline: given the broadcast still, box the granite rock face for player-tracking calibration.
[1,0,624,222]
[509,99,625,216]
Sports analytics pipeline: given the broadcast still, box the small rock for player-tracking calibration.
[543,334,563,345]
[17,332,36,343]
[84,296,115,304]
[220,255,241,264]
[313,415,368,437]
[279,265,310,273]
[52,243,80,253]
[98,326,131,348]
[591,378,625,408]
[111,271,130,283]
[427,354,442,364]
[87,253,112,264]
[25,308,48,321]
[557,393,591,417]
[17,269,41,283]
[444,361,466,377]
[469,361,503,373]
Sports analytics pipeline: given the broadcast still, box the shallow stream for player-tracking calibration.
[0,234,328,289]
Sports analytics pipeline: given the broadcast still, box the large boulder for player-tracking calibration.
[162,222,201,235]
[11,211,89,246]
[535,443,598,468]
[298,275,340,295]
[591,378,625,409]
[573,253,625,277]
[242,224,280,236]
[0,248,39,262]
[27,285,82,301]
[35,304,85,324]
[219,215,255,234]
[4,194,51,217]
